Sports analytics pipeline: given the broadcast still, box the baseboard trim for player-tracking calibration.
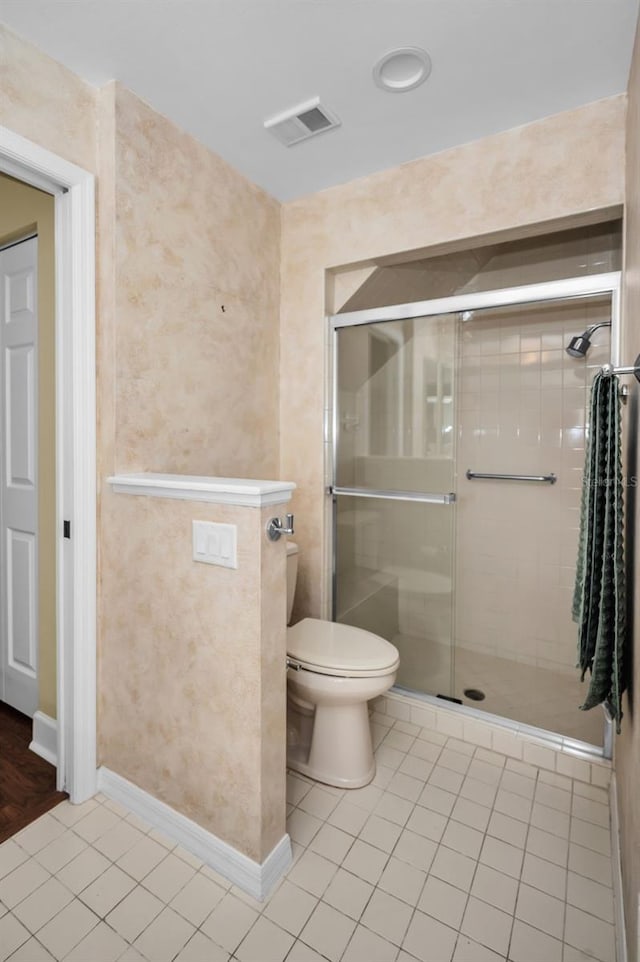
[97,767,291,900]
[610,774,628,962]
[29,712,58,767]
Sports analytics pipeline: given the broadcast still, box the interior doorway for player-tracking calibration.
[0,123,97,804]
[0,233,41,720]
[0,178,65,840]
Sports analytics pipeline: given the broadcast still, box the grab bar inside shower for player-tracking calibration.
[466,470,557,485]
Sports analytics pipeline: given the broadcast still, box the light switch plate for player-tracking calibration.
[192,520,237,568]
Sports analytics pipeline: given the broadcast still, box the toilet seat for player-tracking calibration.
[287,618,400,678]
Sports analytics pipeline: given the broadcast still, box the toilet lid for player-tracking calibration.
[287,618,400,677]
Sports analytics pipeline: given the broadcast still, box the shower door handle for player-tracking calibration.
[329,486,456,504]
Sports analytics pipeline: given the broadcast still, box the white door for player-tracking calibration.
[0,237,38,717]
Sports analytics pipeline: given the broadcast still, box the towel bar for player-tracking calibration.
[600,353,640,382]
[466,470,557,485]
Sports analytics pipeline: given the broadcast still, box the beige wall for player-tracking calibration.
[280,95,626,624]
[0,27,96,174]
[99,495,286,861]
[0,174,57,718]
[617,16,640,962]
[102,83,281,477]
[2,24,285,865]
[95,83,283,859]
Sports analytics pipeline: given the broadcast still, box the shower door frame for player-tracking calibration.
[328,270,621,758]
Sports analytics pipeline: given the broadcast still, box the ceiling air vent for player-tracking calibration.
[264,97,341,147]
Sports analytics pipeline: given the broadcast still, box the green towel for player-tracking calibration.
[572,371,626,732]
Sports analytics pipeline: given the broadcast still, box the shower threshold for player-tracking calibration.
[390,684,612,761]
[391,634,604,749]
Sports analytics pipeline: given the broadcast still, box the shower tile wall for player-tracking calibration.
[454,298,611,744]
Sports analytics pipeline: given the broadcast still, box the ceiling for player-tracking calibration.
[1,0,638,201]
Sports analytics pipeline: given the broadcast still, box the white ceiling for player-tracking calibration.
[1,0,638,201]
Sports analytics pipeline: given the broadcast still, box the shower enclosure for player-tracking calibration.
[330,267,620,751]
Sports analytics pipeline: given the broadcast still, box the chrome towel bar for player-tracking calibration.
[600,354,640,382]
[466,470,557,485]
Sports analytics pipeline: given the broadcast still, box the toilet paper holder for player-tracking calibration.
[266,513,295,541]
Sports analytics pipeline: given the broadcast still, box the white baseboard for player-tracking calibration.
[97,767,291,901]
[610,774,628,962]
[29,711,58,767]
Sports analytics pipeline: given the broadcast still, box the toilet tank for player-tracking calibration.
[286,541,299,624]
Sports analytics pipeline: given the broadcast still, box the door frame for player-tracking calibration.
[0,124,97,802]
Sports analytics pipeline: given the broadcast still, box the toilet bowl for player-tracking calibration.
[286,543,399,789]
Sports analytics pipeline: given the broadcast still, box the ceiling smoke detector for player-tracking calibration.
[264,97,341,147]
[373,47,432,93]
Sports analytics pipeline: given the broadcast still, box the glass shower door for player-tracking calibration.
[332,314,457,698]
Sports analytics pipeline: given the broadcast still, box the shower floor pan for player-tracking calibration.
[393,633,603,747]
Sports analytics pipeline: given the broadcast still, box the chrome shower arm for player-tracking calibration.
[583,320,612,337]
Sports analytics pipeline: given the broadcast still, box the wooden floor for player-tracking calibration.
[0,701,67,844]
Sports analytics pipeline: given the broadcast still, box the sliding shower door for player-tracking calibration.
[332,288,613,747]
[332,315,457,698]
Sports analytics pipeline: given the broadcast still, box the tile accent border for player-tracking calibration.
[373,690,611,788]
[29,710,58,767]
[107,473,296,508]
[97,767,292,900]
[611,775,628,962]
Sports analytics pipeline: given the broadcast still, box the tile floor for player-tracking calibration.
[0,713,616,962]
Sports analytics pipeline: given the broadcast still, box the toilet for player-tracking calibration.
[286,542,399,789]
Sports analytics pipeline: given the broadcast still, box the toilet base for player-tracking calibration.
[288,751,376,790]
[287,698,377,789]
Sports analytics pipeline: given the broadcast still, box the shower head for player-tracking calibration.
[566,334,592,358]
[565,320,611,359]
